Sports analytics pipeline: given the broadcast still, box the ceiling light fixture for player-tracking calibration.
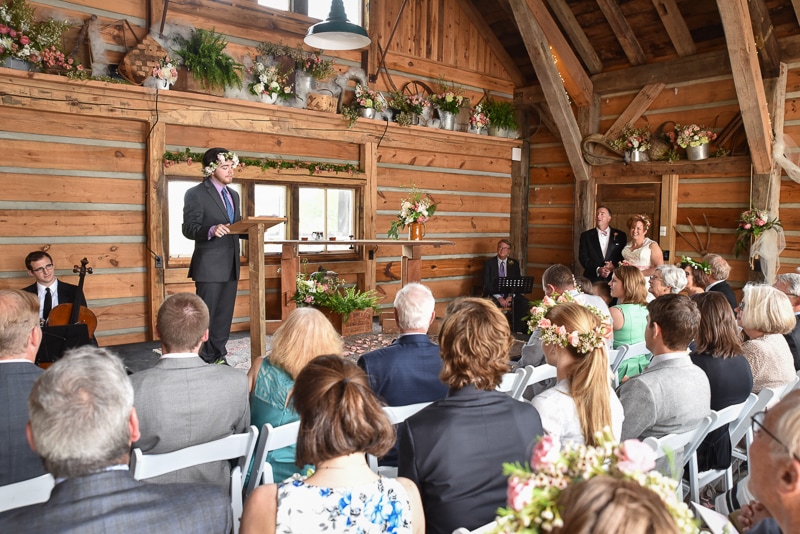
[304,0,371,51]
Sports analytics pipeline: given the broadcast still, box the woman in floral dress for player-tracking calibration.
[241,355,425,534]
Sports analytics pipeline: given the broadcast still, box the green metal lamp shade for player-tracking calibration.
[304,0,370,51]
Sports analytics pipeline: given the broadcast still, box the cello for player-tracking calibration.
[45,257,98,341]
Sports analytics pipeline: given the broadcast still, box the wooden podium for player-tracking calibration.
[229,216,285,361]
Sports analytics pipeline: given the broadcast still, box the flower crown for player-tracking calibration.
[632,214,651,231]
[494,430,698,533]
[526,292,611,353]
[203,151,240,178]
[680,255,711,275]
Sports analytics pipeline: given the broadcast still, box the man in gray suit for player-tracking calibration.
[0,289,46,485]
[0,346,231,533]
[131,292,250,490]
[619,294,711,445]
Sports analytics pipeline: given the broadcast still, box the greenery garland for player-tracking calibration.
[163,148,360,176]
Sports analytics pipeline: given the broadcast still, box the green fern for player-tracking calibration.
[174,28,243,92]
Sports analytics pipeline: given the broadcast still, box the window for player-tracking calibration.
[254,184,288,253]
[298,187,354,252]
[256,0,362,25]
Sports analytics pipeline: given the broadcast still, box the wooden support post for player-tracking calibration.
[146,121,166,340]
[660,174,679,263]
[248,223,266,362]
[362,142,378,292]
[510,136,530,272]
[280,244,299,320]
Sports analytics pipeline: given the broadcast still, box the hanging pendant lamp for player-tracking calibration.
[304,0,370,51]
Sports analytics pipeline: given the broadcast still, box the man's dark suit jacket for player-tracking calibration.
[0,361,46,485]
[182,179,242,283]
[23,280,87,311]
[0,470,232,533]
[398,386,543,534]
[482,256,528,332]
[357,334,448,466]
[784,315,800,370]
[578,226,627,282]
[707,280,738,311]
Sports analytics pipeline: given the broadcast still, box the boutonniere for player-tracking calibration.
[613,232,618,240]
[508,259,515,266]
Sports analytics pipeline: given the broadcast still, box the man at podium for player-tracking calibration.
[482,239,529,334]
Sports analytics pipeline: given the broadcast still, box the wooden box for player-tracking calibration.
[318,307,373,336]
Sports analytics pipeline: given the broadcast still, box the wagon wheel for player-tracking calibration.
[401,80,434,97]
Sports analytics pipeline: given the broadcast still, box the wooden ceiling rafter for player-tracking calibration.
[595,0,647,66]
[522,0,593,107]
[604,82,666,141]
[716,0,773,174]
[508,0,589,181]
[748,0,782,78]
[650,0,695,57]
[792,0,800,26]
[458,0,527,87]
[545,0,603,74]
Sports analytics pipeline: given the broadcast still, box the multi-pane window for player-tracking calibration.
[256,0,362,24]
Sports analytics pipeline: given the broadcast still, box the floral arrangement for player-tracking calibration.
[152,55,178,85]
[0,0,71,66]
[609,125,651,153]
[405,93,430,115]
[469,103,489,131]
[256,41,335,80]
[673,124,717,148]
[526,293,611,348]
[680,255,710,275]
[493,430,698,533]
[40,45,82,73]
[430,90,466,114]
[387,185,438,240]
[249,61,293,100]
[164,148,360,176]
[353,84,384,111]
[294,267,379,321]
[734,208,783,257]
[202,150,240,178]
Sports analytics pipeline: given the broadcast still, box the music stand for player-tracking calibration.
[494,276,535,333]
[36,324,92,365]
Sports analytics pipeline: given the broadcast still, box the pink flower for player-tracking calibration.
[507,475,534,511]
[555,325,567,337]
[19,35,29,46]
[755,218,766,226]
[744,223,752,230]
[304,296,312,303]
[568,331,579,347]
[537,318,552,329]
[0,25,9,34]
[615,440,656,474]
[531,435,560,468]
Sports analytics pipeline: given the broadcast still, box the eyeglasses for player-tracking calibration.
[752,410,800,462]
[498,246,511,251]
[31,263,54,274]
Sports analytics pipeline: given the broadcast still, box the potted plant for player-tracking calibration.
[672,124,717,161]
[430,81,467,131]
[609,124,651,162]
[341,84,384,127]
[0,0,73,72]
[173,28,243,95]
[248,61,292,104]
[293,267,379,336]
[468,102,489,134]
[483,99,517,137]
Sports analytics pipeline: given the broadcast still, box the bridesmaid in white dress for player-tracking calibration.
[621,214,664,277]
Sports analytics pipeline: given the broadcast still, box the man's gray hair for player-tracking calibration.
[541,264,576,292]
[394,283,435,331]
[703,254,731,281]
[776,273,800,297]
[28,346,134,479]
[657,265,687,294]
[0,289,39,357]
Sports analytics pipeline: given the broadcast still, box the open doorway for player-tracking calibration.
[596,182,662,257]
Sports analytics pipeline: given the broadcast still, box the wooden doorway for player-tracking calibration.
[596,182,662,251]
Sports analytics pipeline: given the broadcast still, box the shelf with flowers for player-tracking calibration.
[609,124,651,162]
[151,55,178,90]
[293,266,379,336]
[430,81,467,131]
[388,91,433,127]
[670,124,717,161]
[387,185,438,240]
[341,84,384,127]
[0,0,75,73]
[248,60,293,104]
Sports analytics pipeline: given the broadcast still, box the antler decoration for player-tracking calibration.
[674,214,712,256]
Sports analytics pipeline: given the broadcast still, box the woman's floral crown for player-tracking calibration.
[494,430,698,533]
[632,214,651,231]
[680,255,710,275]
[526,292,611,353]
[203,151,239,178]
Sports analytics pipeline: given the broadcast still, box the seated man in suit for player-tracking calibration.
[774,273,800,370]
[0,290,47,485]
[357,283,448,466]
[0,346,231,532]
[703,253,738,310]
[579,206,627,282]
[619,294,711,469]
[22,251,86,323]
[482,239,528,333]
[130,292,250,490]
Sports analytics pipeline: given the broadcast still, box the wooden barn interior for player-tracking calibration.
[2,0,799,347]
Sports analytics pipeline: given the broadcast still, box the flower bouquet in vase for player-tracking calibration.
[387,185,438,240]
[674,124,716,160]
[468,103,489,134]
[151,55,178,90]
[249,61,293,104]
[609,124,651,162]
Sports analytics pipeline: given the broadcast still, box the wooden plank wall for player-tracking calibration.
[0,0,521,344]
[529,69,800,297]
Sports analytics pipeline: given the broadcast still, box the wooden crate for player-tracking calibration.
[318,307,373,336]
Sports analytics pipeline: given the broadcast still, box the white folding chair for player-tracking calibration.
[686,399,752,502]
[130,425,258,534]
[0,473,55,513]
[611,341,650,387]
[245,420,301,497]
[368,402,432,477]
[496,367,528,400]
[794,370,800,391]
[452,520,498,534]
[731,388,780,463]
[644,414,714,499]
[521,363,557,392]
